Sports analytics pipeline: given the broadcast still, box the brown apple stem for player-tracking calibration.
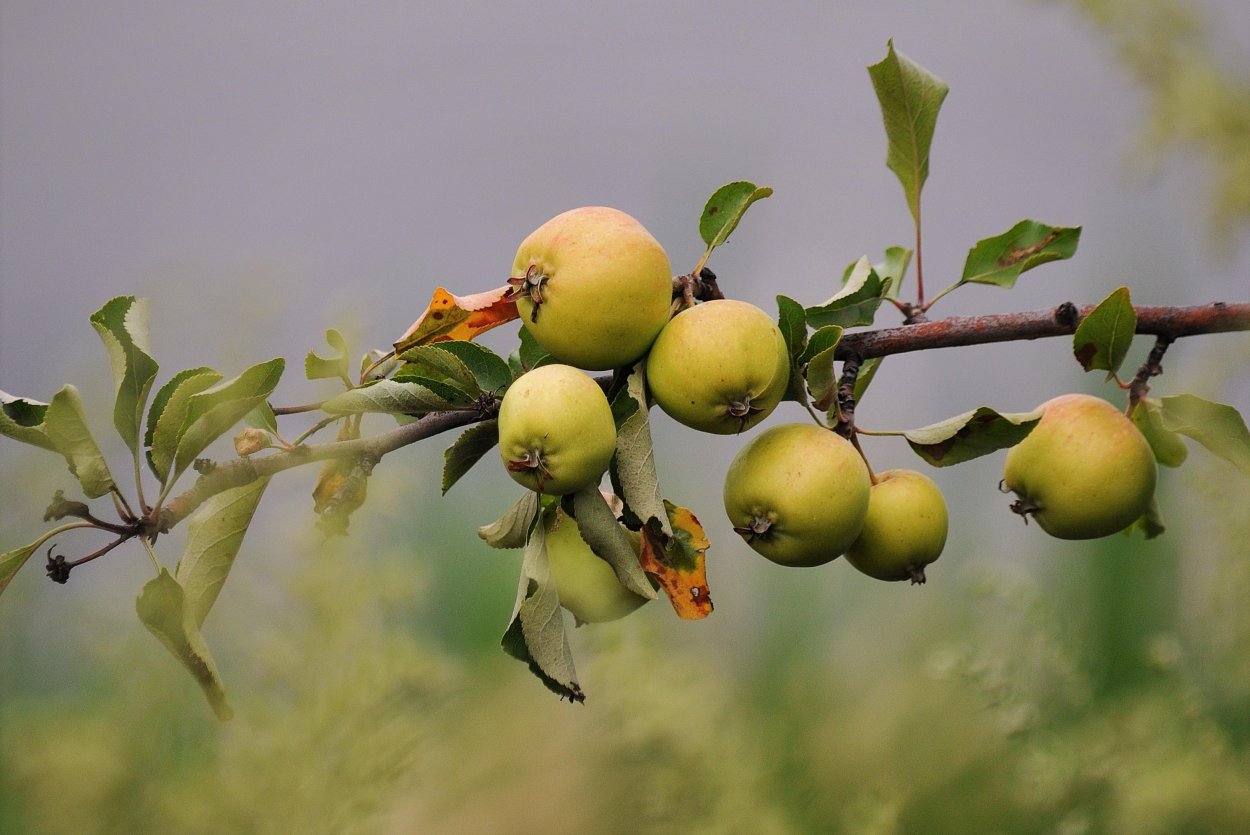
[833,356,862,439]
[1126,334,1174,416]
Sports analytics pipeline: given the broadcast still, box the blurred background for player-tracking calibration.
[2,1,1249,832]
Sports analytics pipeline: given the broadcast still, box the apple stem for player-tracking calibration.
[1126,334,1174,417]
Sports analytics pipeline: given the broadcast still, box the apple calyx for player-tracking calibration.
[733,514,773,541]
[907,565,927,585]
[506,264,550,322]
[726,395,764,432]
[1000,478,1039,525]
[506,448,554,490]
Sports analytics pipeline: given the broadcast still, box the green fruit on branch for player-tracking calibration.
[1003,393,1157,539]
[646,299,790,434]
[846,469,948,584]
[544,505,651,625]
[723,423,871,566]
[498,364,616,495]
[510,206,673,371]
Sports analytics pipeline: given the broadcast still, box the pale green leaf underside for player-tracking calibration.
[571,486,655,600]
[478,492,540,550]
[172,359,285,480]
[321,379,466,416]
[1160,394,1250,476]
[442,419,499,494]
[90,296,159,455]
[610,363,671,536]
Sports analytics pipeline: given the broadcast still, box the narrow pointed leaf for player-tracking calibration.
[136,568,233,720]
[898,406,1043,467]
[800,325,845,411]
[145,368,223,482]
[1160,394,1250,476]
[172,359,284,479]
[90,296,159,455]
[959,221,1082,289]
[321,378,469,416]
[430,340,512,395]
[1131,400,1189,467]
[609,363,671,536]
[639,502,712,620]
[478,492,540,549]
[876,246,912,300]
[175,477,271,628]
[243,400,278,434]
[571,486,655,600]
[396,344,481,396]
[500,520,583,702]
[805,257,891,328]
[516,326,553,374]
[1,540,41,597]
[698,181,773,251]
[387,372,476,407]
[44,386,117,498]
[867,40,948,223]
[304,328,351,382]
[1073,286,1136,377]
[775,295,808,403]
[442,419,499,494]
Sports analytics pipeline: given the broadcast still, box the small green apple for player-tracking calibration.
[646,299,790,434]
[510,206,673,371]
[723,423,871,566]
[544,505,650,625]
[498,364,616,495]
[1003,393,1157,539]
[846,469,948,584]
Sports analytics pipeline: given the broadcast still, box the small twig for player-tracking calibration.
[1127,334,1174,415]
[272,401,328,416]
[833,356,862,439]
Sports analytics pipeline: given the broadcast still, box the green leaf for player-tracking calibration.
[571,486,655,600]
[1073,286,1136,377]
[698,181,773,250]
[321,378,468,416]
[876,246,912,300]
[396,344,482,396]
[1127,496,1166,540]
[805,257,891,328]
[516,327,553,374]
[897,406,1043,467]
[776,295,808,403]
[145,368,223,482]
[959,221,1082,289]
[800,325,845,412]
[852,357,884,402]
[1,386,116,497]
[1131,400,1189,468]
[1,540,41,598]
[174,477,271,628]
[610,363,671,536]
[386,372,477,407]
[171,359,285,481]
[135,568,233,720]
[477,492,540,549]
[90,296,159,455]
[431,341,512,395]
[1160,394,1250,476]
[243,400,278,434]
[0,390,55,450]
[867,40,949,224]
[500,519,583,702]
[44,386,117,498]
[442,419,499,494]
[304,328,351,382]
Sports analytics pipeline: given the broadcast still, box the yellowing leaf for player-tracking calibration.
[640,502,713,620]
[394,286,518,352]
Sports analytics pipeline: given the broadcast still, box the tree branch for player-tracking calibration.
[835,301,1250,360]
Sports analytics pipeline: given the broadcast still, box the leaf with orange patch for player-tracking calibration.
[394,286,518,352]
[640,501,713,620]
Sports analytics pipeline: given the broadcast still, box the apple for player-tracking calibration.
[845,469,948,584]
[646,299,791,434]
[723,423,871,566]
[510,206,673,371]
[543,505,650,625]
[498,364,616,495]
[1003,393,1157,539]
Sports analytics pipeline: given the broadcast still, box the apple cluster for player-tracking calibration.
[495,207,1161,620]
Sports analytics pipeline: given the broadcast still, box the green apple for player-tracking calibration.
[498,364,616,495]
[723,423,871,566]
[1003,393,1157,539]
[846,469,948,584]
[646,299,790,434]
[543,505,650,625]
[511,206,673,371]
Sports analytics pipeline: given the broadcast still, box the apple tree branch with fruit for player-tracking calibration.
[2,42,1248,715]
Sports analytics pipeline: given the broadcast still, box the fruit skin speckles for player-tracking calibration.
[510,207,673,371]
[497,364,616,496]
[647,299,790,435]
[1003,393,1157,539]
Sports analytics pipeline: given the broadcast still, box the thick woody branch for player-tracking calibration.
[835,302,1250,360]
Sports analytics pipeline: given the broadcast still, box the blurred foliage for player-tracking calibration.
[1065,0,1250,247]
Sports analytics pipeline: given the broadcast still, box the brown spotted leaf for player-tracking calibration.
[394,286,518,353]
[640,501,712,620]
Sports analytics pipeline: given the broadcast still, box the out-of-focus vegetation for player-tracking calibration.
[2,447,1248,834]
